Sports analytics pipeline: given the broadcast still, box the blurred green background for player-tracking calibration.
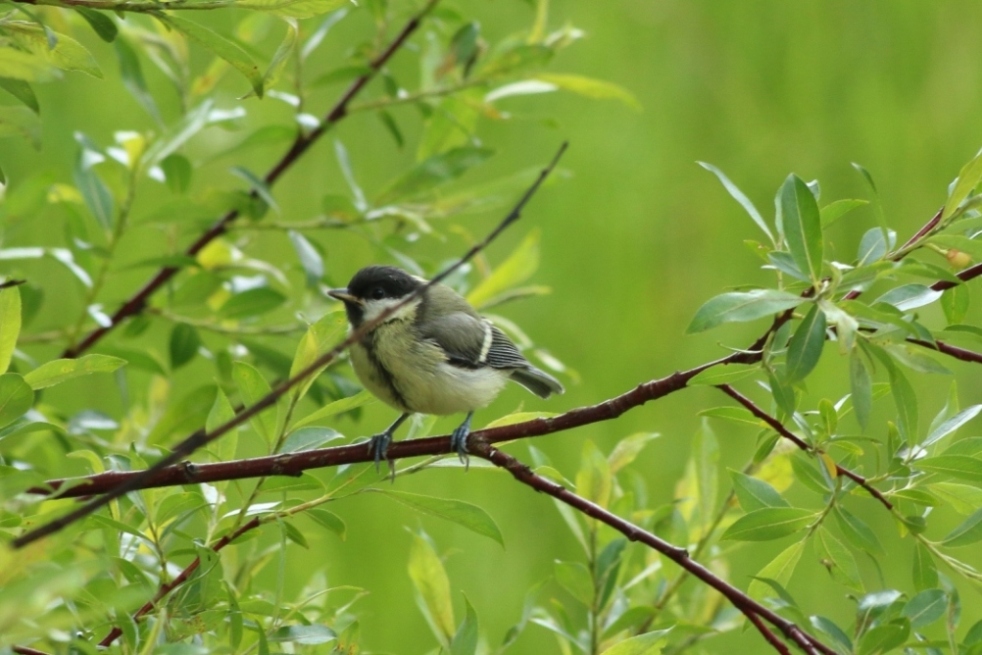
[5,0,982,652]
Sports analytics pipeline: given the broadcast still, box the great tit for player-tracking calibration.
[328,265,564,469]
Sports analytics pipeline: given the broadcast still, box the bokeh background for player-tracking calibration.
[5,1,982,652]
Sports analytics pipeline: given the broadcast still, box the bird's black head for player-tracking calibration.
[329,265,424,326]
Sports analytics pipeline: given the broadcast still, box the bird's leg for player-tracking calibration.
[369,413,410,477]
[449,411,475,468]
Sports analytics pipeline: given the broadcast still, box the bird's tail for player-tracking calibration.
[509,365,565,399]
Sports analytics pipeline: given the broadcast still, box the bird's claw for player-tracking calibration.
[368,432,395,479]
[450,425,471,470]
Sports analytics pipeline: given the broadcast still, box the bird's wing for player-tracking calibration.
[420,313,529,370]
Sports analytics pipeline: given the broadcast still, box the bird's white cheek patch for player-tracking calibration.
[361,297,420,324]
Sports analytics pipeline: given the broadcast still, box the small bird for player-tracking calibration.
[328,265,564,469]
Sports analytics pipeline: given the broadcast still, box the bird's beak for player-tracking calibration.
[327,288,362,305]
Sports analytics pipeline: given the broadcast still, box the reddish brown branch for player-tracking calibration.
[12,141,568,549]
[96,517,260,647]
[470,442,834,655]
[12,646,51,655]
[62,0,440,359]
[717,385,894,510]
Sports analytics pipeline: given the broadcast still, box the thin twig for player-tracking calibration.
[62,0,441,359]
[470,442,835,655]
[12,141,568,549]
[717,385,894,510]
[11,646,51,655]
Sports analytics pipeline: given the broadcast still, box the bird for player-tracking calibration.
[327,265,564,471]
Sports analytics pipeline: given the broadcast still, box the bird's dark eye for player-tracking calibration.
[371,287,386,300]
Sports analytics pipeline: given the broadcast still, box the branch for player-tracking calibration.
[61,0,440,359]
[470,441,835,655]
[11,646,51,655]
[717,385,894,510]
[12,0,245,11]
[11,141,568,549]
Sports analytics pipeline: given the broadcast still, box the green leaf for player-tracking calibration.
[833,506,884,556]
[467,229,541,308]
[698,162,773,242]
[232,361,275,444]
[902,589,947,628]
[74,143,115,230]
[0,373,33,430]
[158,14,263,97]
[553,561,592,606]
[450,594,479,655]
[923,405,982,448]
[917,455,982,483]
[22,354,125,390]
[721,507,815,541]
[944,149,982,219]
[77,8,118,43]
[729,470,789,512]
[535,73,641,110]
[169,323,200,370]
[269,624,336,645]
[114,38,160,124]
[0,78,39,113]
[281,427,341,453]
[785,303,826,382]
[408,531,455,647]
[687,363,760,386]
[235,0,347,19]
[205,388,236,459]
[0,106,41,148]
[941,284,970,325]
[779,174,823,282]
[693,419,719,531]
[943,508,982,547]
[816,527,862,591]
[288,230,323,286]
[850,351,873,431]
[820,198,868,227]
[686,289,804,333]
[598,628,673,655]
[306,508,346,540]
[607,432,659,473]
[292,389,374,430]
[912,542,938,591]
[0,47,49,82]
[879,354,918,443]
[161,154,192,194]
[857,619,910,655]
[379,146,493,204]
[373,490,503,546]
[857,227,890,265]
[0,286,21,374]
[286,311,346,404]
[748,541,806,601]
[220,287,286,319]
[4,23,102,78]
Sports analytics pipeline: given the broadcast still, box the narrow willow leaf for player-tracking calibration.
[816,527,862,591]
[785,303,826,382]
[917,455,982,482]
[730,470,789,512]
[553,561,592,607]
[74,147,114,230]
[467,229,540,308]
[943,149,982,219]
[721,507,815,541]
[747,541,805,601]
[598,628,673,655]
[161,154,192,194]
[0,373,33,430]
[378,146,494,204]
[23,354,125,390]
[942,508,982,547]
[686,289,804,333]
[693,420,719,531]
[0,78,39,113]
[292,389,374,430]
[232,361,275,444]
[857,620,910,655]
[779,174,823,281]
[77,8,117,43]
[169,323,200,369]
[230,166,278,213]
[372,490,503,546]
[408,532,454,647]
[923,405,982,448]
[449,594,479,655]
[875,283,942,312]
[687,363,760,386]
[698,162,773,241]
[820,198,868,227]
[941,284,970,325]
[607,433,659,473]
[850,352,872,430]
[114,37,160,124]
[159,15,263,97]
[912,542,938,591]
[220,288,286,319]
[236,0,347,19]
[833,506,884,556]
[902,590,947,628]
[857,227,889,265]
[0,286,21,374]
[535,73,640,110]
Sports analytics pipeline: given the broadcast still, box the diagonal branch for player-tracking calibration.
[470,441,835,655]
[716,384,894,510]
[11,141,568,549]
[62,0,441,359]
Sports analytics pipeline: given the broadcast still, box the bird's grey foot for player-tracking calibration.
[368,432,392,475]
[449,412,474,468]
